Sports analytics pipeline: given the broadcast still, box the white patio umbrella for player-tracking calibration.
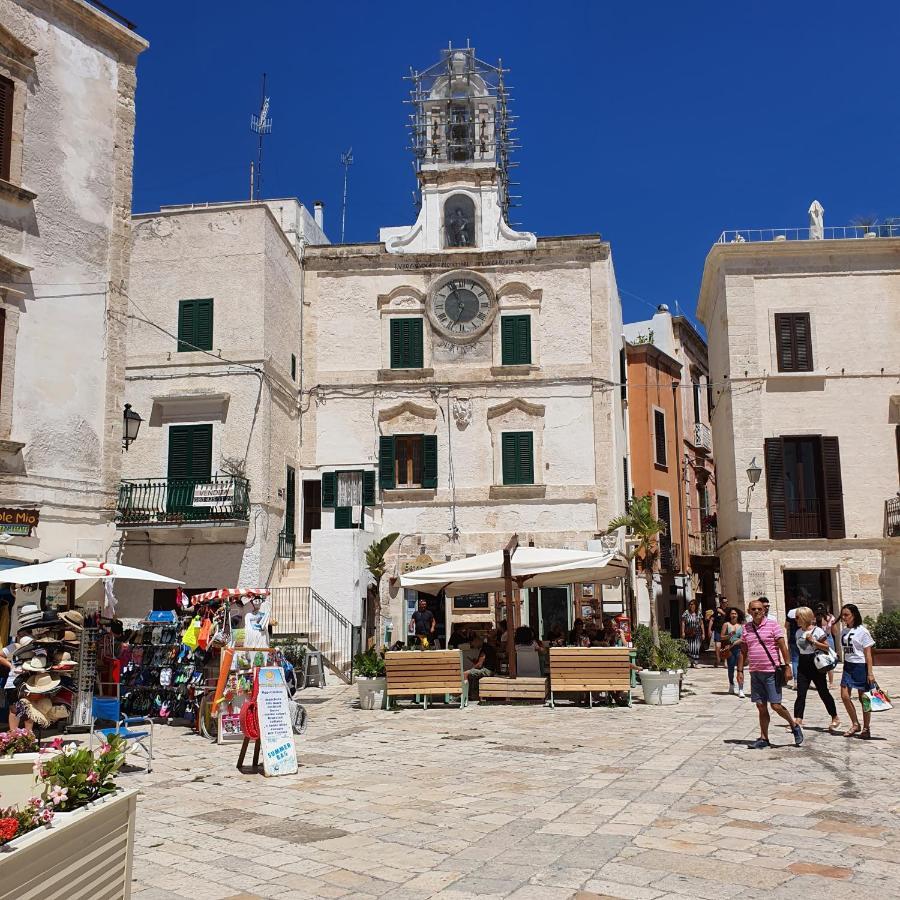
[400,546,626,596]
[0,557,183,585]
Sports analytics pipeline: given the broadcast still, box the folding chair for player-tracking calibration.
[89,695,154,772]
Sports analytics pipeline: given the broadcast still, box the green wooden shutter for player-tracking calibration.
[501,317,516,365]
[378,436,396,490]
[362,470,376,506]
[190,424,213,479]
[291,353,297,381]
[167,427,190,480]
[390,318,423,369]
[422,434,438,488]
[167,425,212,480]
[502,433,518,484]
[321,472,337,508]
[409,318,423,368]
[177,301,195,353]
[0,76,12,182]
[334,506,352,529]
[654,409,667,467]
[517,431,534,484]
[195,299,213,350]
[389,319,403,369]
[501,316,531,365]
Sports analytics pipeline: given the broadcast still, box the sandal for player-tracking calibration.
[860,728,871,740]
[843,724,862,737]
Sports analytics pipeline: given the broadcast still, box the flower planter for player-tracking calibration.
[356,676,386,710]
[638,670,682,705]
[872,648,900,667]
[0,754,43,810]
[0,789,138,898]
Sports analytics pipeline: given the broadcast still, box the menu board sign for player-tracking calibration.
[256,666,299,776]
[453,592,489,609]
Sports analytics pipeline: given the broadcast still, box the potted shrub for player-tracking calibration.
[352,647,386,710]
[632,624,689,705]
[865,611,900,666]
[0,730,42,810]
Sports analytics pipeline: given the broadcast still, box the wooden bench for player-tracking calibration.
[383,649,467,709]
[478,677,549,703]
[548,647,636,708]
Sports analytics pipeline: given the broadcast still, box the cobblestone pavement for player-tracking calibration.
[126,665,900,900]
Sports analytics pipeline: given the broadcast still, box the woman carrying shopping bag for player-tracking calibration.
[839,603,876,739]
[793,606,840,731]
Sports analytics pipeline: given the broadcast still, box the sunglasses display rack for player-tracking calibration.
[70,604,100,728]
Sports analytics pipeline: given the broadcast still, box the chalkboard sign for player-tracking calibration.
[453,592,489,609]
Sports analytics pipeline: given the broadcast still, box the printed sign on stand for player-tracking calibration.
[256,666,299,776]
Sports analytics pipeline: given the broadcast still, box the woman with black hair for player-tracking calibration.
[839,603,876,738]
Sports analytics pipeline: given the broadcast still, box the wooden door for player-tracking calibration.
[302,479,321,543]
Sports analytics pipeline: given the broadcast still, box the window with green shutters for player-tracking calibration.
[167,424,213,480]
[501,431,534,485]
[389,318,424,369]
[177,299,214,352]
[378,434,437,490]
[321,469,377,529]
[501,315,531,365]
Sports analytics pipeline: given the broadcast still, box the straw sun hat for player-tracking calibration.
[23,671,61,694]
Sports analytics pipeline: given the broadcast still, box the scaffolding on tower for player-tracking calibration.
[404,41,520,221]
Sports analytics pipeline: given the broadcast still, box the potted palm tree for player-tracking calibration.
[365,532,399,645]
[608,495,686,704]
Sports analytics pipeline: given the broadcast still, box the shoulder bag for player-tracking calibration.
[749,622,788,689]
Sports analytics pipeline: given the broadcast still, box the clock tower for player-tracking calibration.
[381,44,536,255]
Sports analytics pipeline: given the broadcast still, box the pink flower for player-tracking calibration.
[39,808,54,824]
[86,770,99,784]
[49,736,64,750]
[98,743,111,754]
[48,785,68,806]
[27,797,42,809]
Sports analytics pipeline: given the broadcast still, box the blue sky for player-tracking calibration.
[113,1,900,327]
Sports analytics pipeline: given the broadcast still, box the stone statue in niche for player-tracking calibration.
[444,195,476,248]
[452,397,472,429]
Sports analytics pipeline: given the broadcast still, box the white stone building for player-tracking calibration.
[114,199,327,616]
[0,1,146,595]
[298,47,628,646]
[697,221,900,620]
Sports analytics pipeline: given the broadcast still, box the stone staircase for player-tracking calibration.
[272,543,310,590]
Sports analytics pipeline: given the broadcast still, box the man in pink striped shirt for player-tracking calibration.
[739,598,803,749]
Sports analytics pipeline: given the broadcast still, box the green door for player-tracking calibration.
[167,424,213,515]
[284,466,296,538]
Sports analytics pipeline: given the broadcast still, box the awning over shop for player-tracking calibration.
[189,588,269,605]
[401,546,627,596]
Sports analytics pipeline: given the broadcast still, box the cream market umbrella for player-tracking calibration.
[401,546,627,596]
[0,557,183,585]
[401,543,627,678]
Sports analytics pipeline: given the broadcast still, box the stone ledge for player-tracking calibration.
[489,484,546,500]
[377,367,435,381]
[0,179,37,203]
[489,364,540,377]
[382,488,436,503]
[0,439,25,454]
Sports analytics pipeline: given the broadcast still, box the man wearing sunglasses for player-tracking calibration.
[739,599,803,749]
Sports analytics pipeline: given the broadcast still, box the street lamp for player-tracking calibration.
[122,403,142,451]
[745,456,762,510]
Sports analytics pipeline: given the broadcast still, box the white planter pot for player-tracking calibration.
[0,789,138,898]
[0,753,42,810]
[638,670,682,705]
[356,676,386,710]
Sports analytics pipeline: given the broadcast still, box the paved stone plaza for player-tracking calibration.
[127,666,900,900]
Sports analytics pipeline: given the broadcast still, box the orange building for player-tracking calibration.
[624,306,718,634]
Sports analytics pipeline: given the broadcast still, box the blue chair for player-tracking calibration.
[89,696,154,772]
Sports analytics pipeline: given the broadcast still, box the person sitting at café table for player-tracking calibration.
[547,625,566,647]
[515,625,543,650]
[568,618,590,647]
[447,623,468,650]
[601,618,623,647]
[409,598,436,647]
[462,635,496,694]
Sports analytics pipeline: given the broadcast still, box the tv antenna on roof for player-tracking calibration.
[340,147,353,243]
[249,73,273,201]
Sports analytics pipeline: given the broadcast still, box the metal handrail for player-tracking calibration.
[115,475,250,526]
[277,530,296,561]
[717,223,900,244]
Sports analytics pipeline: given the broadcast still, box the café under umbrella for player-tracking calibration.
[400,541,628,677]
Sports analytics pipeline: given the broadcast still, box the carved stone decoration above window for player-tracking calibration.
[452,397,472,430]
[377,400,438,437]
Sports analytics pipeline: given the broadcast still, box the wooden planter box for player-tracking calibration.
[0,789,138,899]
[0,753,43,809]
[873,648,900,667]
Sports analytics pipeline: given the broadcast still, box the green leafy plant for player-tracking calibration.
[39,735,126,812]
[365,532,400,640]
[276,635,307,669]
[864,611,900,649]
[0,728,39,757]
[351,647,386,679]
[632,624,690,672]
[608,495,667,664]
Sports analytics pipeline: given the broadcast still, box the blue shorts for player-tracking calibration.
[750,671,782,705]
[841,661,869,691]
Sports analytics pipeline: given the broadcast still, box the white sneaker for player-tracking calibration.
[739,689,745,699]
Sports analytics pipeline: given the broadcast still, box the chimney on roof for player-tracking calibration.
[313,201,324,231]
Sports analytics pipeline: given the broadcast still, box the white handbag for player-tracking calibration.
[814,647,838,671]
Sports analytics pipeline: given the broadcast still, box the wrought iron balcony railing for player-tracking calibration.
[886,496,900,538]
[693,421,712,453]
[116,476,250,527]
[689,528,718,557]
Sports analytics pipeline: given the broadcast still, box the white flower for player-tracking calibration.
[62,743,78,757]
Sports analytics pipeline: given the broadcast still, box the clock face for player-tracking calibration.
[431,277,493,338]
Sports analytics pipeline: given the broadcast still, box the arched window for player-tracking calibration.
[444,194,476,248]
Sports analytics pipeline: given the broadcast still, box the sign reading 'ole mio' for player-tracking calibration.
[256,666,298,777]
[0,508,39,535]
